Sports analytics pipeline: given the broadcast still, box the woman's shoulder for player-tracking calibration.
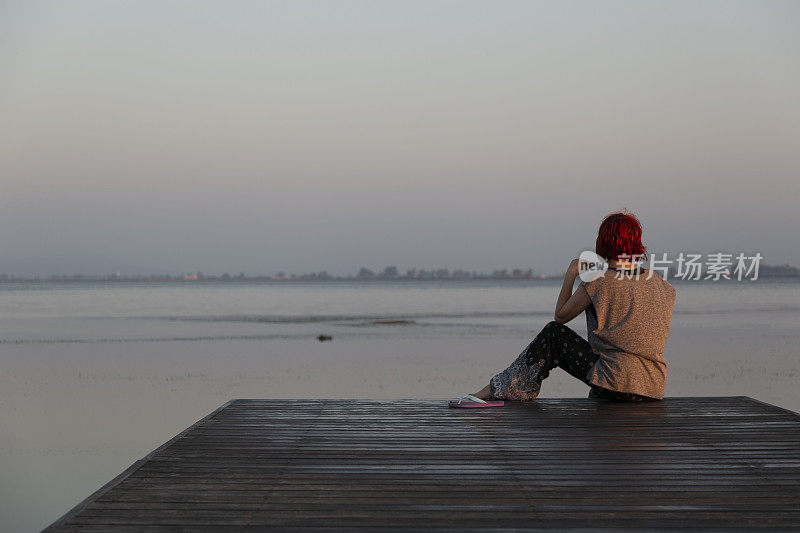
[642,269,676,291]
[590,268,675,292]
[635,270,677,303]
[584,269,675,310]
[578,270,615,300]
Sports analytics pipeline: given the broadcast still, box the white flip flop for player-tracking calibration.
[448,394,504,408]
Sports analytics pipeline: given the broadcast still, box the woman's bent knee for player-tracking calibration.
[542,321,559,334]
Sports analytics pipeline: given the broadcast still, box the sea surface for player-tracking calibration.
[1,279,799,532]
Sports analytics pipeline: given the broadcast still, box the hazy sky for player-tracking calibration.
[1,1,798,275]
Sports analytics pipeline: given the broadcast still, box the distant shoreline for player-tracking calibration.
[1,274,799,284]
[1,263,797,283]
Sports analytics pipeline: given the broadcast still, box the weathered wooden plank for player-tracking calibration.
[45,397,800,531]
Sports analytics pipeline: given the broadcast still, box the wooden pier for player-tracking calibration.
[46,397,800,531]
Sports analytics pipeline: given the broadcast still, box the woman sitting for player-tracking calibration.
[469,211,676,403]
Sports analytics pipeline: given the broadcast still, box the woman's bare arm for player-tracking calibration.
[554,259,592,323]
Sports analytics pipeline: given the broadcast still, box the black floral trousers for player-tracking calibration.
[489,321,657,402]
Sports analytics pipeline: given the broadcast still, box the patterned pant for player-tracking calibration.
[490,321,657,402]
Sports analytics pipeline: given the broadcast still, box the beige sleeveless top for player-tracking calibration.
[578,268,676,399]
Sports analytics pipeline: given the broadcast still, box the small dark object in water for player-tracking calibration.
[317,335,333,342]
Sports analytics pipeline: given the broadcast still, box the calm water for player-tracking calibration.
[2,279,799,531]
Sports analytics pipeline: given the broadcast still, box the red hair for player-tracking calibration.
[595,211,647,262]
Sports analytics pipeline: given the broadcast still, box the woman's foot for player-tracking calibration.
[471,383,493,400]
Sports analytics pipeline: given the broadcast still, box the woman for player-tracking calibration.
[460,211,676,405]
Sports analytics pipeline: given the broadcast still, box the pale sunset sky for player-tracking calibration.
[1,1,798,275]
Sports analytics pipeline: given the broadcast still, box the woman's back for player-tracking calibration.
[579,269,676,399]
